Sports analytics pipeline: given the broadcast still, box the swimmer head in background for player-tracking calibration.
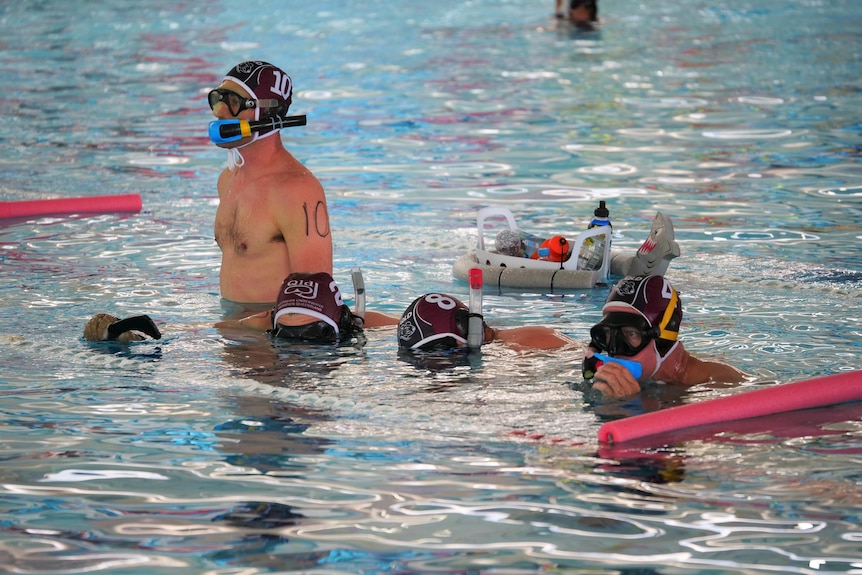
[583,275,682,382]
[563,0,598,29]
[398,293,489,352]
[207,60,293,150]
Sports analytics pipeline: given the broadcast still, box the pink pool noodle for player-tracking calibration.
[0,194,142,219]
[598,370,862,444]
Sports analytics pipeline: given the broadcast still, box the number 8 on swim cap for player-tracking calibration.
[398,293,470,351]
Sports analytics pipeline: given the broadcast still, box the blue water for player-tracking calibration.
[1,0,861,573]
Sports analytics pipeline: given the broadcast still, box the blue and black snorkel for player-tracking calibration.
[589,352,643,379]
[207,114,308,145]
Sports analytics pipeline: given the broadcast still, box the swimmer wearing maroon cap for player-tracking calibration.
[398,293,479,351]
[584,275,747,398]
[270,272,363,343]
[210,61,333,305]
[398,293,574,352]
[208,61,293,153]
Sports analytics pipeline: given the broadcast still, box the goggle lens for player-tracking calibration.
[589,313,655,357]
[208,88,251,117]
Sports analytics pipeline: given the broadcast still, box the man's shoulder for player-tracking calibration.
[245,167,325,212]
[263,150,320,180]
[266,164,324,195]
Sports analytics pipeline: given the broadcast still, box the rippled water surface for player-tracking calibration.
[1,0,861,573]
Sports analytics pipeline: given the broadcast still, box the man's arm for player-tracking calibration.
[492,326,575,350]
[214,310,271,331]
[272,175,333,275]
[683,356,747,386]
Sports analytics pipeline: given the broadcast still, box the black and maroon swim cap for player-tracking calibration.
[398,293,471,351]
[223,61,292,121]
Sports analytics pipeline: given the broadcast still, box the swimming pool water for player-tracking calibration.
[1,0,861,573]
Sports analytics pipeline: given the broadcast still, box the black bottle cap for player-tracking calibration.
[594,200,609,218]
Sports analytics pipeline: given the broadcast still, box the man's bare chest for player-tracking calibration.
[215,197,284,254]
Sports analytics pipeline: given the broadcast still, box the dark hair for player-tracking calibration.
[570,0,598,21]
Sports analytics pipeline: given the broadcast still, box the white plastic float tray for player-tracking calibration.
[453,206,612,289]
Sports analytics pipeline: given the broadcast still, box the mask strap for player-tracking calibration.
[227,148,245,171]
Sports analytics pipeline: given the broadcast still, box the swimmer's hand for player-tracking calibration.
[591,360,641,398]
[591,352,643,380]
[582,348,601,380]
[84,313,162,342]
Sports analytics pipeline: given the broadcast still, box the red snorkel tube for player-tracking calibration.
[468,268,484,350]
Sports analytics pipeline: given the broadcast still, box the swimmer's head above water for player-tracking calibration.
[585,275,683,381]
[557,0,598,30]
[398,293,490,352]
[208,61,293,149]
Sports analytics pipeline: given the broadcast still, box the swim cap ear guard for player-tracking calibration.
[339,304,364,335]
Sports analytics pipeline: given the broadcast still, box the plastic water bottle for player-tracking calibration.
[520,231,545,259]
[494,229,545,258]
[578,201,612,270]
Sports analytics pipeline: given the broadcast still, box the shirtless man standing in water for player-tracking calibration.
[209,61,332,304]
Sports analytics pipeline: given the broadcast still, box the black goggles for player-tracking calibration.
[270,305,363,344]
[589,312,658,357]
[207,88,280,117]
[272,320,337,343]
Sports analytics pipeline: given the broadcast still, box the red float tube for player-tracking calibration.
[598,370,862,444]
[0,194,142,219]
